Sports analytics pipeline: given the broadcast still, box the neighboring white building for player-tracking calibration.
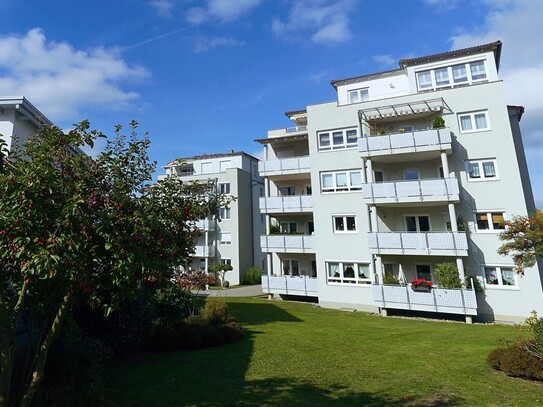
[258,41,543,323]
[160,151,264,286]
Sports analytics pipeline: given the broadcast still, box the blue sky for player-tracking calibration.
[0,0,542,206]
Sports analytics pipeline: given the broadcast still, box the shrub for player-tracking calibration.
[487,344,543,381]
[154,283,194,323]
[433,262,462,289]
[383,274,400,285]
[465,275,484,293]
[242,267,262,285]
[432,116,445,128]
[201,325,226,347]
[219,321,245,343]
[202,301,229,326]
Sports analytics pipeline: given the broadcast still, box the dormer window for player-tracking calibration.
[348,88,369,104]
[416,60,487,92]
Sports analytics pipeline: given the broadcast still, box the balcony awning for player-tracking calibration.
[358,98,448,122]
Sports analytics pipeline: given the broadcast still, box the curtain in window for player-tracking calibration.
[468,162,480,178]
[470,61,486,80]
[460,115,472,131]
[319,133,330,147]
[484,267,498,284]
[435,67,449,86]
[474,113,488,129]
[332,131,344,145]
[346,129,358,144]
[452,64,467,83]
[501,268,515,285]
[482,161,495,177]
[328,263,340,277]
[417,70,432,88]
[358,264,369,279]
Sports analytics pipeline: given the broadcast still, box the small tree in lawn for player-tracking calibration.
[209,264,233,287]
[0,121,229,406]
[498,209,543,275]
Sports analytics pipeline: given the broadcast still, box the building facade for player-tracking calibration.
[258,41,543,323]
[161,151,264,286]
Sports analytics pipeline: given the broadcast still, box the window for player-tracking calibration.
[475,212,505,231]
[484,266,516,288]
[318,128,358,151]
[466,159,498,181]
[326,261,371,284]
[416,265,432,281]
[405,215,430,232]
[221,258,232,266]
[199,259,206,270]
[333,215,357,233]
[458,111,490,133]
[404,169,419,180]
[280,222,297,233]
[416,60,487,92]
[278,186,295,196]
[321,170,363,193]
[219,207,231,220]
[348,88,369,104]
[219,182,231,194]
[219,232,231,245]
[282,259,299,276]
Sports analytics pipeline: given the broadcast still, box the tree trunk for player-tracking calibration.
[19,292,71,407]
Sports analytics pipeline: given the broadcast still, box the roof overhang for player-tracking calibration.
[255,133,308,145]
[0,96,53,127]
[358,98,448,123]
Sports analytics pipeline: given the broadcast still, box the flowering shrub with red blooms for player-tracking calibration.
[410,278,433,288]
[498,209,543,275]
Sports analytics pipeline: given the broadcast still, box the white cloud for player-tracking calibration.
[194,36,244,52]
[150,0,175,19]
[186,0,261,24]
[0,28,148,122]
[372,54,396,69]
[449,0,543,207]
[272,0,354,44]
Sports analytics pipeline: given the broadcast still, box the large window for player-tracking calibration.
[318,128,359,151]
[415,60,487,92]
[466,159,498,181]
[326,261,371,284]
[321,170,362,193]
[405,215,430,232]
[333,215,357,233]
[458,111,490,133]
[348,88,369,104]
[282,259,299,276]
[475,212,505,231]
[219,207,231,220]
[484,266,517,288]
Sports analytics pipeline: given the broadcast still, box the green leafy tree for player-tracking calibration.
[0,121,229,406]
[498,209,543,275]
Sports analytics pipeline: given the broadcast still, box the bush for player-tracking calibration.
[219,321,245,343]
[432,116,445,128]
[487,344,543,381]
[433,262,462,289]
[202,301,229,326]
[525,311,543,358]
[154,283,194,323]
[242,267,262,285]
[34,318,111,406]
[383,274,400,285]
[465,275,484,293]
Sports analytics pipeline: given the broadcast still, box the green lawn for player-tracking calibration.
[105,298,543,406]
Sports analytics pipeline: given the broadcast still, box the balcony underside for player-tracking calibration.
[373,284,477,315]
[263,275,318,297]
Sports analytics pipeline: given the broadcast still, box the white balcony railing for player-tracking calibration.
[363,178,459,204]
[368,232,468,256]
[373,284,477,315]
[259,196,313,213]
[195,219,215,231]
[193,243,216,258]
[260,234,315,253]
[358,128,452,158]
[258,156,311,176]
[263,275,318,296]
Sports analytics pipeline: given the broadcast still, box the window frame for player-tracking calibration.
[348,88,369,104]
[483,265,518,289]
[321,169,363,193]
[465,159,499,181]
[332,215,357,233]
[415,59,487,92]
[317,127,359,151]
[458,110,490,133]
[219,182,231,194]
[219,207,231,220]
[326,261,372,285]
[474,211,506,232]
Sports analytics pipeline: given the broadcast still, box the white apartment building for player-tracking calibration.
[161,151,264,286]
[258,41,543,323]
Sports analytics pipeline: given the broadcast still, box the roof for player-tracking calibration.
[507,105,525,122]
[166,151,258,166]
[0,96,53,127]
[330,41,502,89]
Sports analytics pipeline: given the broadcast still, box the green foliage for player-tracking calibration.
[382,274,401,285]
[498,209,543,274]
[433,262,462,288]
[241,267,262,285]
[202,301,229,326]
[269,224,281,234]
[487,345,543,381]
[464,275,485,293]
[432,116,446,128]
[153,283,194,323]
[523,311,543,359]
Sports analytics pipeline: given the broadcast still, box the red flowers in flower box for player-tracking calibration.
[410,279,433,289]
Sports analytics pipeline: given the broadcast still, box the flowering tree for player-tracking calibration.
[498,209,543,275]
[0,121,229,406]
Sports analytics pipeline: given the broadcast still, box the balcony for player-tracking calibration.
[259,196,313,214]
[258,156,310,177]
[262,275,318,296]
[196,219,215,231]
[193,243,216,258]
[368,232,468,256]
[373,284,477,316]
[363,178,459,205]
[358,128,452,161]
[260,234,315,253]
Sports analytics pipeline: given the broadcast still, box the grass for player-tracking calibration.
[105,298,543,406]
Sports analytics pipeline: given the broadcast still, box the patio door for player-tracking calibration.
[405,215,430,232]
[416,265,432,281]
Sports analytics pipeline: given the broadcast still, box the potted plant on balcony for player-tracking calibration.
[432,116,445,129]
[410,278,433,292]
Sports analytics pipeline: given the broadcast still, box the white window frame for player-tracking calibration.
[321,170,363,193]
[333,215,357,233]
[404,214,431,232]
[483,265,518,289]
[220,258,232,266]
[282,259,300,276]
[326,261,372,285]
[415,59,487,92]
[465,159,499,181]
[474,211,506,232]
[219,232,232,245]
[219,182,231,194]
[458,110,490,133]
[318,128,359,151]
[348,88,369,104]
[220,207,231,220]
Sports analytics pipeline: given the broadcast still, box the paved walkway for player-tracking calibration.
[192,284,264,298]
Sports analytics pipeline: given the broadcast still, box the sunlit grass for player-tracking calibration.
[105,298,542,406]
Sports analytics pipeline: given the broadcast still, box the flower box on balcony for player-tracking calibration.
[410,279,433,292]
